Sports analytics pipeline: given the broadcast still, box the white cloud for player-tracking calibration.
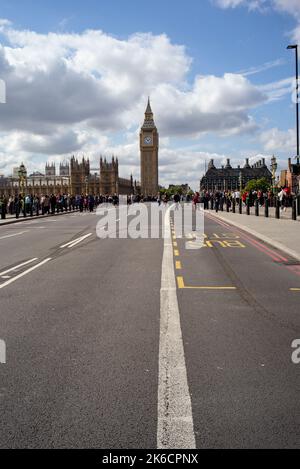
[214,0,300,17]
[214,0,268,11]
[0,19,270,186]
[215,0,245,7]
[260,127,295,152]
[258,76,294,101]
[274,0,300,19]
[237,58,286,77]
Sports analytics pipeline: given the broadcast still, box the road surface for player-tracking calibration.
[0,206,299,448]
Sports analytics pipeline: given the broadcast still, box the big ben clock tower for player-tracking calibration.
[140,98,159,196]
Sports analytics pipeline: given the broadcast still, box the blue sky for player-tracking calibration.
[0,0,299,188]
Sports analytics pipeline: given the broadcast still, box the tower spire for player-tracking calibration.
[145,96,152,115]
[142,97,155,129]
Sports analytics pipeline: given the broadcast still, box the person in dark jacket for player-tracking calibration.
[14,196,20,219]
[50,194,56,215]
[88,194,95,212]
[79,194,84,212]
[0,196,7,219]
[215,191,221,213]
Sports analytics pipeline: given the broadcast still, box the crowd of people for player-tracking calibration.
[1,188,296,220]
[0,193,111,219]
[0,192,191,219]
[191,188,295,212]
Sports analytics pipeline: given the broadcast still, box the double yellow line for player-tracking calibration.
[170,219,236,291]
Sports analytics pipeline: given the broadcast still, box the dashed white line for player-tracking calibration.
[60,233,92,249]
[157,205,196,449]
[0,231,29,240]
[0,258,38,276]
[0,258,52,290]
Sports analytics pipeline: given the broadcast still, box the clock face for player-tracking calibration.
[144,136,152,145]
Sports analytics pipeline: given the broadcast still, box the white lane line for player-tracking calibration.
[0,258,38,276]
[157,205,196,449]
[67,233,92,248]
[0,258,52,290]
[60,233,92,249]
[0,231,29,240]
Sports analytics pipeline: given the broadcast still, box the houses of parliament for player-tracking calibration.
[0,100,159,197]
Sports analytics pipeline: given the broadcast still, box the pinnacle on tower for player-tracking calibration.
[145,97,152,115]
[142,97,156,129]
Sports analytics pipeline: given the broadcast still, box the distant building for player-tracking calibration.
[280,158,300,194]
[12,167,19,179]
[70,156,90,195]
[140,99,159,196]
[45,163,56,177]
[0,156,137,197]
[0,103,153,197]
[59,161,70,177]
[168,184,191,194]
[200,158,272,192]
[99,156,134,195]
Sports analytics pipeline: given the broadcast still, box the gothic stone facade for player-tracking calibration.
[140,99,159,196]
[0,156,135,197]
[0,162,71,197]
[0,101,157,197]
[200,158,272,192]
[99,157,134,195]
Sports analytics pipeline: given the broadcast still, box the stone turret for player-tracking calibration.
[225,158,232,169]
[208,159,216,170]
[45,162,56,177]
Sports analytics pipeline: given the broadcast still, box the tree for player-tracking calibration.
[245,178,270,192]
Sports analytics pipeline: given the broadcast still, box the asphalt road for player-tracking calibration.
[0,206,299,448]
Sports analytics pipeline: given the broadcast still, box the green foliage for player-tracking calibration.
[244,178,270,192]
[160,185,193,198]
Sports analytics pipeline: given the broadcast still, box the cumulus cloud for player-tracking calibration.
[214,0,268,11]
[0,19,269,185]
[274,0,300,19]
[214,0,300,17]
[153,74,264,137]
[260,127,296,152]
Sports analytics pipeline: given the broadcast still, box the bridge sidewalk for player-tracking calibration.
[0,210,77,226]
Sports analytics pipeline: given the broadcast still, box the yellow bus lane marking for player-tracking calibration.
[184,232,246,248]
[175,261,182,270]
[177,276,236,291]
[290,288,300,291]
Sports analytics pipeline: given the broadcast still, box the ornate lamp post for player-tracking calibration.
[85,175,89,195]
[270,155,278,193]
[239,170,243,191]
[18,163,27,217]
